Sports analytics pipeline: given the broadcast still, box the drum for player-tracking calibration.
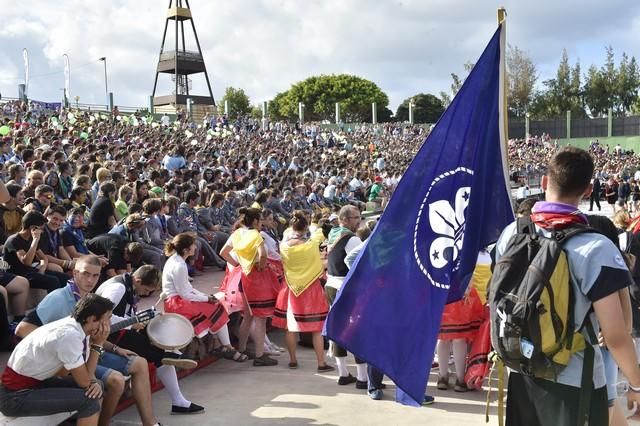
[146,313,194,350]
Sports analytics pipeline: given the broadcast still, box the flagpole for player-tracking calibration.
[497,7,514,212]
[497,7,507,144]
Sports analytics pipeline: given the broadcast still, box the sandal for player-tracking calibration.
[288,361,298,369]
[221,347,249,362]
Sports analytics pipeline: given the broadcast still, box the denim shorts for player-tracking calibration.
[96,352,135,381]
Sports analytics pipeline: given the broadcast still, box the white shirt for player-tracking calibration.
[8,317,87,380]
[162,254,208,302]
[261,230,281,261]
[95,279,128,325]
[516,186,530,199]
[323,184,337,200]
[349,177,363,192]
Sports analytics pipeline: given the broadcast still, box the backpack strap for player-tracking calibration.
[624,231,634,255]
[516,216,537,236]
[551,225,593,244]
[576,320,597,426]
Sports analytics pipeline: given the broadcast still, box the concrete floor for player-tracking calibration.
[116,269,499,426]
[113,331,500,426]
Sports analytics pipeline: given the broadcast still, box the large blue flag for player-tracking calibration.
[324,24,514,406]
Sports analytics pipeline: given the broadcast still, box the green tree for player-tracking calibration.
[395,93,444,123]
[219,87,251,118]
[249,104,264,120]
[616,53,640,114]
[583,46,640,117]
[270,74,390,122]
[529,49,585,118]
[506,45,537,117]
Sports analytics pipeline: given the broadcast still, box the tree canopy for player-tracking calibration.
[269,74,392,122]
[219,87,251,118]
[395,93,444,123]
[507,45,537,118]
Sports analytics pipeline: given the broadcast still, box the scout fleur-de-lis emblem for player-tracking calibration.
[428,186,470,270]
[414,167,473,289]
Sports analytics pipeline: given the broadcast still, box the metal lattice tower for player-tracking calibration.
[151,0,215,110]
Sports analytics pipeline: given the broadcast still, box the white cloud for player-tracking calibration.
[1,0,639,112]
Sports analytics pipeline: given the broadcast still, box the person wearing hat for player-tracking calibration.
[368,176,386,209]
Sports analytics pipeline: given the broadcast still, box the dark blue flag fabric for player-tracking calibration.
[323,24,514,406]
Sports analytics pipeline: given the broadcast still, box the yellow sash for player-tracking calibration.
[281,231,325,297]
[230,229,264,275]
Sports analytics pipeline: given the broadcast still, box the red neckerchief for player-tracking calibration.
[530,212,588,230]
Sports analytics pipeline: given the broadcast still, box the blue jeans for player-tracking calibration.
[368,365,384,392]
[0,377,101,419]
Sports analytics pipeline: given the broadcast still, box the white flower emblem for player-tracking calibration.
[428,187,470,269]
[413,167,474,289]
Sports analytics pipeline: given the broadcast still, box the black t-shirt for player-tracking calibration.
[87,234,127,271]
[86,197,114,238]
[38,227,62,256]
[3,233,37,276]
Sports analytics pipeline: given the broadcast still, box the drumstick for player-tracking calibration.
[154,292,168,311]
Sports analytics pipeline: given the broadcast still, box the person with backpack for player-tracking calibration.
[491,147,640,426]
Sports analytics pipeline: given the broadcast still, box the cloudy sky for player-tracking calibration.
[1,0,639,112]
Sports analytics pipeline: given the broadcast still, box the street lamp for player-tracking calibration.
[98,57,108,107]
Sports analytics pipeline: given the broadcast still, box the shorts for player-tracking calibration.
[23,309,43,327]
[96,352,135,380]
[506,372,608,426]
[0,271,16,287]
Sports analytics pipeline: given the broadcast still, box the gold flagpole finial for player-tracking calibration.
[497,7,507,24]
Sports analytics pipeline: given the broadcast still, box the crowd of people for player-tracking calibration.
[0,99,433,424]
[3,97,640,425]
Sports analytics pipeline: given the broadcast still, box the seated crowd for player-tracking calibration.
[0,101,420,424]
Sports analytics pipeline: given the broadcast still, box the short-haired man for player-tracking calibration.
[324,205,368,387]
[21,170,43,200]
[39,205,77,274]
[0,293,112,425]
[14,255,161,426]
[495,147,640,425]
[3,211,68,292]
[96,265,204,415]
[24,183,54,214]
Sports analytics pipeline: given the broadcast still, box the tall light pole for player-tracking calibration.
[98,57,108,106]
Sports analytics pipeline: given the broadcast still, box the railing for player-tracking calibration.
[1,98,144,115]
[159,50,203,62]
